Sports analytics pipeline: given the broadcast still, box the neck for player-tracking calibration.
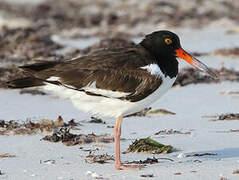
[157,55,178,78]
[140,42,178,78]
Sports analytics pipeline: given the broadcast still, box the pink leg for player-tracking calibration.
[114,116,143,170]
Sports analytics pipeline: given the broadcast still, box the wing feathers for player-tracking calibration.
[14,45,162,102]
[56,69,162,102]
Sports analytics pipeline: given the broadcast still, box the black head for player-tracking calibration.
[140,30,218,79]
[140,30,181,59]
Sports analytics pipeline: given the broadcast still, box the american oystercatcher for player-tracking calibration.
[8,30,217,170]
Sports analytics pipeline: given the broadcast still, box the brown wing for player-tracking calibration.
[58,68,162,102]
[19,45,162,102]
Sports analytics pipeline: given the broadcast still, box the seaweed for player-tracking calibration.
[202,113,239,121]
[0,116,79,135]
[126,138,173,154]
[85,152,114,164]
[42,128,113,146]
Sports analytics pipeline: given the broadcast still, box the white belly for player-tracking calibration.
[42,76,176,118]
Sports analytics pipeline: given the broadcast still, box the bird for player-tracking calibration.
[7,30,217,170]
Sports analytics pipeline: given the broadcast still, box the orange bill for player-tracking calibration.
[175,48,218,79]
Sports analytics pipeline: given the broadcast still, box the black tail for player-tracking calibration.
[7,77,44,89]
[7,60,60,89]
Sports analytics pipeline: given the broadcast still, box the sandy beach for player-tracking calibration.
[1,0,239,179]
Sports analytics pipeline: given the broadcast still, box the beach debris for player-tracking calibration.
[126,138,173,154]
[174,68,218,86]
[220,90,239,95]
[140,174,154,178]
[125,108,175,117]
[174,172,182,175]
[174,67,239,87]
[40,159,56,165]
[85,152,114,164]
[0,26,62,59]
[106,125,114,128]
[125,157,173,165]
[0,116,80,135]
[220,177,228,180]
[0,153,16,158]
[193,160,202,163]
[0,120,6,128]
[68,119,81,127]
[155,129,191,135]
[42,128,113,146]
[233,169,239,174]
[186,153,217,157]
[126,157,158,165]
[81,117,105,124]
[213,47,239,58]
[191,52,209,57]
[0,25,63,89]
[1,0,239,35]
[216,68,239,82]
[89,117,105,124]
[202,113,239,121]
[229,129,239,133]
[81,147,99,152]
[124,108,151,117]
[146,109,176,116]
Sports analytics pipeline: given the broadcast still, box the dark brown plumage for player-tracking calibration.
[8,45,163,102]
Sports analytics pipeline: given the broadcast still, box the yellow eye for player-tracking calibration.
[164,38,173,45]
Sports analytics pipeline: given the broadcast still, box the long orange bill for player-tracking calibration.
[175,48,218,79]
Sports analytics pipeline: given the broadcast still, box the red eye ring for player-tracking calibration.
[164,38,173,45]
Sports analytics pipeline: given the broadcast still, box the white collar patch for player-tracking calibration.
[141,63,165,77]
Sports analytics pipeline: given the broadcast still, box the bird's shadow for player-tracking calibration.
[185,147,239,159]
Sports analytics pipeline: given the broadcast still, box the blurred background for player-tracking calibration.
[0,0,239,86]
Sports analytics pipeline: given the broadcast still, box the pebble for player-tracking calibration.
[23,170,28,173]
[86,171,102,179]
[177,153,185,158]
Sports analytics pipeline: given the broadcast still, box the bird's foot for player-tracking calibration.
[115,163,144,170]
